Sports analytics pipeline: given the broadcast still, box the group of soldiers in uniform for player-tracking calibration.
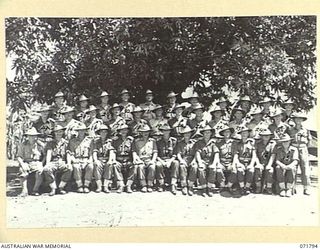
[12,88,313,198]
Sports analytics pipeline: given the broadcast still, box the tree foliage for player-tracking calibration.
[6,16,316,110]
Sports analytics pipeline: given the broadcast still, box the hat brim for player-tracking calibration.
[167,94,178,98]
[180,129,194,134]
[25,132,41,136]
[278,138,293,142]
[219,127,234,136]
[292,116,307,121]
[138,129,152,133]
[259,132,273,136]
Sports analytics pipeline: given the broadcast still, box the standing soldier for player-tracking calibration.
[282,98,296,127]
[132,124,158,192]
[216,96,231,121]
[229,107,247,137]
[86,105,104,138]
[140,89,157,121]
[232,126,257,195]
[247,106,269,140]
[119,89,135,123]
[269,107,289,140]
[33,104,55,143]
[155,124,177,192]
[168,104,188,138]
[149,105,168,134]
[67,123,94,193]
[51,91,66,121]
[215,125,237,193]
[208,106,227,138]
[43,125,72,196]
[164,91,179,119]
[97,91,111,120]
[58,106,82,140]
[107,103,127,138]
[274,133,299,197]
[17,127,45,196]
[238,95,252,115]
[128,106,149,137]
[254,128,276,194]
[112,124,136,193]
[259,96,274,124]
[92,124,116,193]
[183,92,201,119]
[76,94,90,123]
[289,112,312,195]
[190,125,219,197]
[187,103,208,138]
[174,125,197,195]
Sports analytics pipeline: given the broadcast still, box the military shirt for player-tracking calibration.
[120,102,135,122]
[233,139,255,164]
[247,120,269,139]
[107,116,126,136]
[17,140,45,163]
[274,145,299,165]
[164,104,178,119]
[255,139,277,165]
[156,137,177,159]
[174,139,197,159]
[58,118,83,140]
[86,118,104,138]
[192,138,218,162]
[216,139,236,165]
[93,137,114,159]
[140,102,157,121]
[128,119,149,137]
[33,118,54,137]
[269,122,289,140]
[67,136,93,159]
[149,117,169,132]
[112,136,134,160]
[288,126,311,147]
[132,138,157,160]
[46,138,68,161]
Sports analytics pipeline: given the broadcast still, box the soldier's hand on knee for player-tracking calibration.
[255,163,264,170]
[21,162,30,173]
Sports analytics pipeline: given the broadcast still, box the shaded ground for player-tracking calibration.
[6,166,319,228]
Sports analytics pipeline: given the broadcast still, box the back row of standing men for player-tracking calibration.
[15,89,312,198]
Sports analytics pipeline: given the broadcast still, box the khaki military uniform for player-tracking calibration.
[120,102,135,122]
[140,102,157,121]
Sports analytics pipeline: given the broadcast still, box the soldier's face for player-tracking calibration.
[218,102,227,109]
[234,111,244,120]
[119,128,129,137]
[19,110,26,118]
[155,108,163,116]
[99,130,108,139]
[241,131,249,140]
[168,96,176,104]
[175,108,183,116]
[133,111,142,119]
[293,118,303,125]
[194,109,203,117]
[121,93,130,102]
[28,135,37,143]
[141,131,149,138]
[253,113,262,121]
[54,130,64,139]
[284,103,294,111]
[282,140,290,148]
[112,107,121,116]
[77,130,86,138]
[80,100,88,108]
[190,98,198,105]
[273,115,282,123]
[100,112,108,122]
[212,111,222,119]
[203,130,212,140]
[55,97,64,106]
[40,110,50,119]
[241,101,250,109]
[183,132,191,141]
[146,94,153,102]
[162,130,170,138]
[262,102,271,109]
[64,111,73,120]
[261,135,271,142]
[223,130,231,139]
[101,96,109,103]
[90,110,96,118]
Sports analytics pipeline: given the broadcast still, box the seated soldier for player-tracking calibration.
[66,123,94,193]
[107,103,127,139]
[174,125,197,196]
[132,124,158,192]
[232,125,257,195]
[112,124,135,193]
[128,106,149,138]
[168,104,188,138]
[215,125,237,193]
[43,125,72,196]
[155,124,177,192]
[274,133,299,197]
[17,127,45,196]
[254,128,276,194]
[190,125,219,197]
[92,124,116,193]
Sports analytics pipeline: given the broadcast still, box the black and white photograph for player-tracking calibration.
[5,16,318,228]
